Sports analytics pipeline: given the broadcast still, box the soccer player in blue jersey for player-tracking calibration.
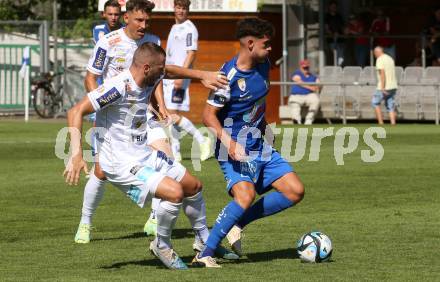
[92,0,122,45]
[193,17,305,267]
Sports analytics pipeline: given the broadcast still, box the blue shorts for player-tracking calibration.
[218,150,294,196]
[372,89,397,112]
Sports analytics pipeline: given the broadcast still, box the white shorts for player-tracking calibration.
[103,150,186,208]
[163,79,190,112]
[146,112,168,145]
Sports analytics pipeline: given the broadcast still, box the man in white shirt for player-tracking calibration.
[372,46,398,125]
[76,0,170,244]
[163,0,211,162]
[65,42,232,270]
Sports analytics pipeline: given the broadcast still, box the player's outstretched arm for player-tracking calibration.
[164,65,228,91]
[84,71,100,92]
[202,103,246,161]
[63,97,95,185]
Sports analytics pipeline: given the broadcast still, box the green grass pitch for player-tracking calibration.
[0,120,439,281]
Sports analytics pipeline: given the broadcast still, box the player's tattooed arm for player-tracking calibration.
[63,96,95,185]
[164,65,228,91]
[203,104,247,161]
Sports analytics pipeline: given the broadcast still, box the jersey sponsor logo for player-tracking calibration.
[157,150,173,165]
[130,165,142,175]
[237,78,246,92]
[109,36,122,46]
[115,57,126,64]
[96,87,121,107]
[96,85,106,93]
[92,47,107,70]
[186,33,192,47]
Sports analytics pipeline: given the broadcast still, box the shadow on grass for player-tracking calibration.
[92,228,194,242]
[100,247,300,270]
[238,247,299,264]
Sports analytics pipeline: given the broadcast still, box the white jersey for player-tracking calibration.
[87,28,161,82]
[88,70,157,173]
[165,19,198,66]
[163,20,198,111]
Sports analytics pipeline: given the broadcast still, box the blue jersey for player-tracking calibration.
[208,56,271,156]
[290,69,318,95]
[92,23,112,44]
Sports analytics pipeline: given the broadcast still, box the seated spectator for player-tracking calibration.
[325,1,345,66]
[370,9,395,59]
[427,7,440,66]
[345,14,369,67]
[288,60,321,125]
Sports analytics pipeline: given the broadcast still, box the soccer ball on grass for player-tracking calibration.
[296,231,333,263]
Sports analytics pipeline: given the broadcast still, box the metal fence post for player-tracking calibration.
[342,83,347,124]
[436,84,439,125]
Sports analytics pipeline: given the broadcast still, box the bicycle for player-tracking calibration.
[31,71,64,118]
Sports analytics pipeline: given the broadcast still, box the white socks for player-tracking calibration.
[80,174,106,225]
[149,198,160,220]
[182,192,209,243]
[178,116,205,144]
[156,200,182,249]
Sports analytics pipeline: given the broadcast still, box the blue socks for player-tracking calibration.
[201,201,245,257]
[237,191,294,229]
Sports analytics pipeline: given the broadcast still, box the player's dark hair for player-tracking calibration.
[174,0,191,8]
[104,0,121,11]
[126,0,155,14]
[236,17,275,39]
[134,42,166,65]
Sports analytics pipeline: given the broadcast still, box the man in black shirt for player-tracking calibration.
[325,1,345,66]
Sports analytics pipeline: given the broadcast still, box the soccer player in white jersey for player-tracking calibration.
[65,42,227,269]
[75,0,168,244]
[74,0,238,262]
[162,0,211,162]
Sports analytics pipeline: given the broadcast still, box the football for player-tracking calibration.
[297,232,333,263]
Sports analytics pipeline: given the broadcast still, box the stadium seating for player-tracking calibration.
[279,66,440,122]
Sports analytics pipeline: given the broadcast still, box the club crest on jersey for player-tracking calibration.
[96,87,121,107]
[98,31,105,39]
[237,78,246,92]
[93,47,107,70]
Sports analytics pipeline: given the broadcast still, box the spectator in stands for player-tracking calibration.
[426,7,440,66]
[345,14,369,67]
[370,9,395,59]
[325,1,345,66]
[288,60,321,125]
[372,46,397,125]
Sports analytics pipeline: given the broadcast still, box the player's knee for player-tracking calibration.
[183,179,203,197]
[167,182,184,203]
[234,189,256,209]
[285,179,305,203]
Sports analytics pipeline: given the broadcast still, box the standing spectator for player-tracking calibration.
[372,46,397,125]
[288,60,321,125]
[426,8,440,66]
[370,9,395,59]
[325,1,345,66]
[345,14,369,67]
